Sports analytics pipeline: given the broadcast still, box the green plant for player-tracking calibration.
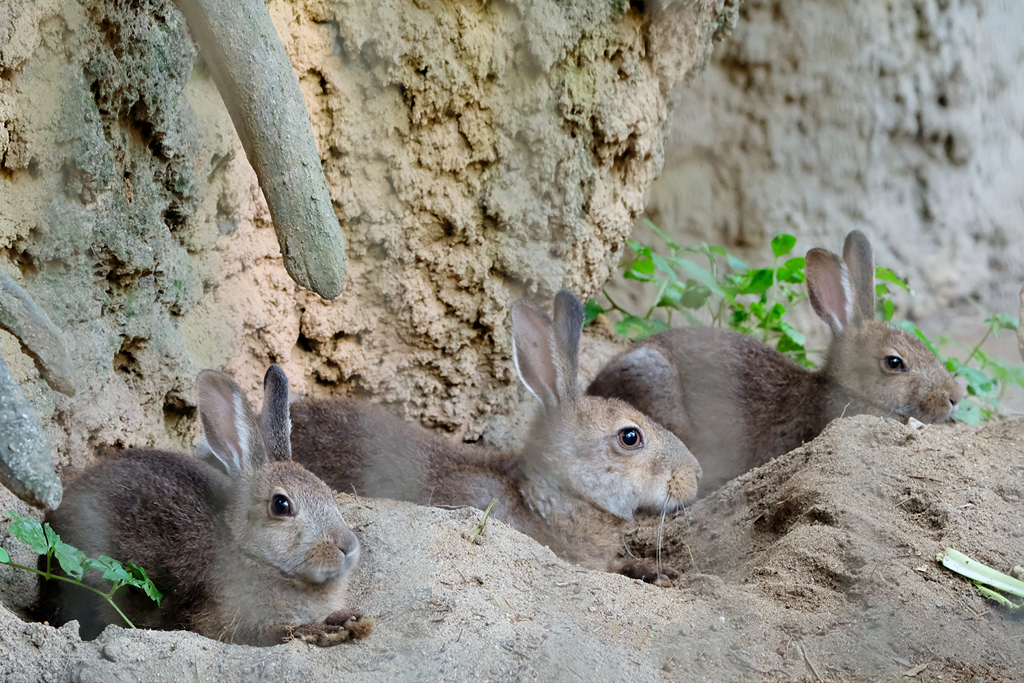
[938,547,1023,609]
[589,221,853,366]
[0,510,162,628]
[589,221,1024,423]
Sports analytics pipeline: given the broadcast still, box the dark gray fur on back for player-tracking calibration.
[31,450,232,639]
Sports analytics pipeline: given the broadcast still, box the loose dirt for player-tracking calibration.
[1,414,1021,682]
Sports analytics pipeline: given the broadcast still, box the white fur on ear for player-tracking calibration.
[231,392,251,471]
[193,436,213,461]
[837,262,855,332]
[511,333,556,405]
[511,301,561,407]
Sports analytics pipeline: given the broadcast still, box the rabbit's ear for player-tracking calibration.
[806,247,853,334]
[196,370,266,476]
[511,290,584,408]
[551,289,583,402]
[512,298,560,408]
[842,229,876,326]
[260,365,292,462]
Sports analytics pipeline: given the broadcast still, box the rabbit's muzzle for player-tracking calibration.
[666,463,701,507]
[919,377,964,423]
[298,526,361,585]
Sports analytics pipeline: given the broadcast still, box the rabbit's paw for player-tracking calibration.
[292,612,375,647]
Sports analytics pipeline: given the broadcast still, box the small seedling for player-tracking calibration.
[937,547,1024,608]
[0,510,162,628]
[464,498,497,545]
[590,222,1024,422]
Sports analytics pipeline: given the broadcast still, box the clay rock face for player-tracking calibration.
[0,0,208,473]
[640,0,1024,320]
[211,0,734,436]
[0,0,731,487]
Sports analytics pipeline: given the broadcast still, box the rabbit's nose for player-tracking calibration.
[335,526,360,560]
[947,379,965,412]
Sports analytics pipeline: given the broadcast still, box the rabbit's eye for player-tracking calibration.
[270,494,294,517]
[617,427,644,449]
[883,355,907,372]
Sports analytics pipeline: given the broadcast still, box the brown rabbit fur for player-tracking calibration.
[290,290,702,580]
[32,366,372,646]
[587,230,964,493]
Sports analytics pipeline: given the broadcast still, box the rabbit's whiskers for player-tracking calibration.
[656,503,667,576]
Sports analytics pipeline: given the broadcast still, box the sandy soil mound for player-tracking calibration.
[1,415,1021,682]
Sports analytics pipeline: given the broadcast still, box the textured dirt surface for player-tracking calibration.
[2,415,1022,682]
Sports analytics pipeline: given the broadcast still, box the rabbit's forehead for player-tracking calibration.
[576,395,648,430]
[263,464,342,510]
[854,322,921,355]
[877,325,933,357]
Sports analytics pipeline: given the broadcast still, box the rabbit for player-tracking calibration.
[31,365,373,647]
[587,229,965,493]
[288,289,703,581]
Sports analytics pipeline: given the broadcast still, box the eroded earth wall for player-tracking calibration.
[0,0,732,500]
[641,0,1024,321]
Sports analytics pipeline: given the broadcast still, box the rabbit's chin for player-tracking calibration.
[291,556,356,586]
[634,498,689,519]
[893,407,957,424]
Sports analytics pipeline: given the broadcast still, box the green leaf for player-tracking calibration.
[642,219,680,251]
[744,269,774,296]
[975,583,1021,609]
[938,547,1024,599]
[650,252,679,281]
[875,266,909,290]
[126,563,163,605]
[96,555,132,584]
[625,238,647,256]
[749,300,765,320]
[709,245,750,270]
[721,272,751,297]
[630,259,654,275]
[583,299,603,325]
[623,258,655,282]
[728,308,751,329]
[954,399,986,425]
[947,358,994,393]
[614,315,670,340]
[725,254,749,270]
[776,334,810,364]
[3,511,51,555]
[658,282,684,306]
[880,299,894,321]
[985,314,1018,334]
[771,233,797,257]
[52,533,87,581]
[779,321,806,347]
[668,257,729,300]
[778,258,806,283]
[678,280,711,309]
[0,547,8,563]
